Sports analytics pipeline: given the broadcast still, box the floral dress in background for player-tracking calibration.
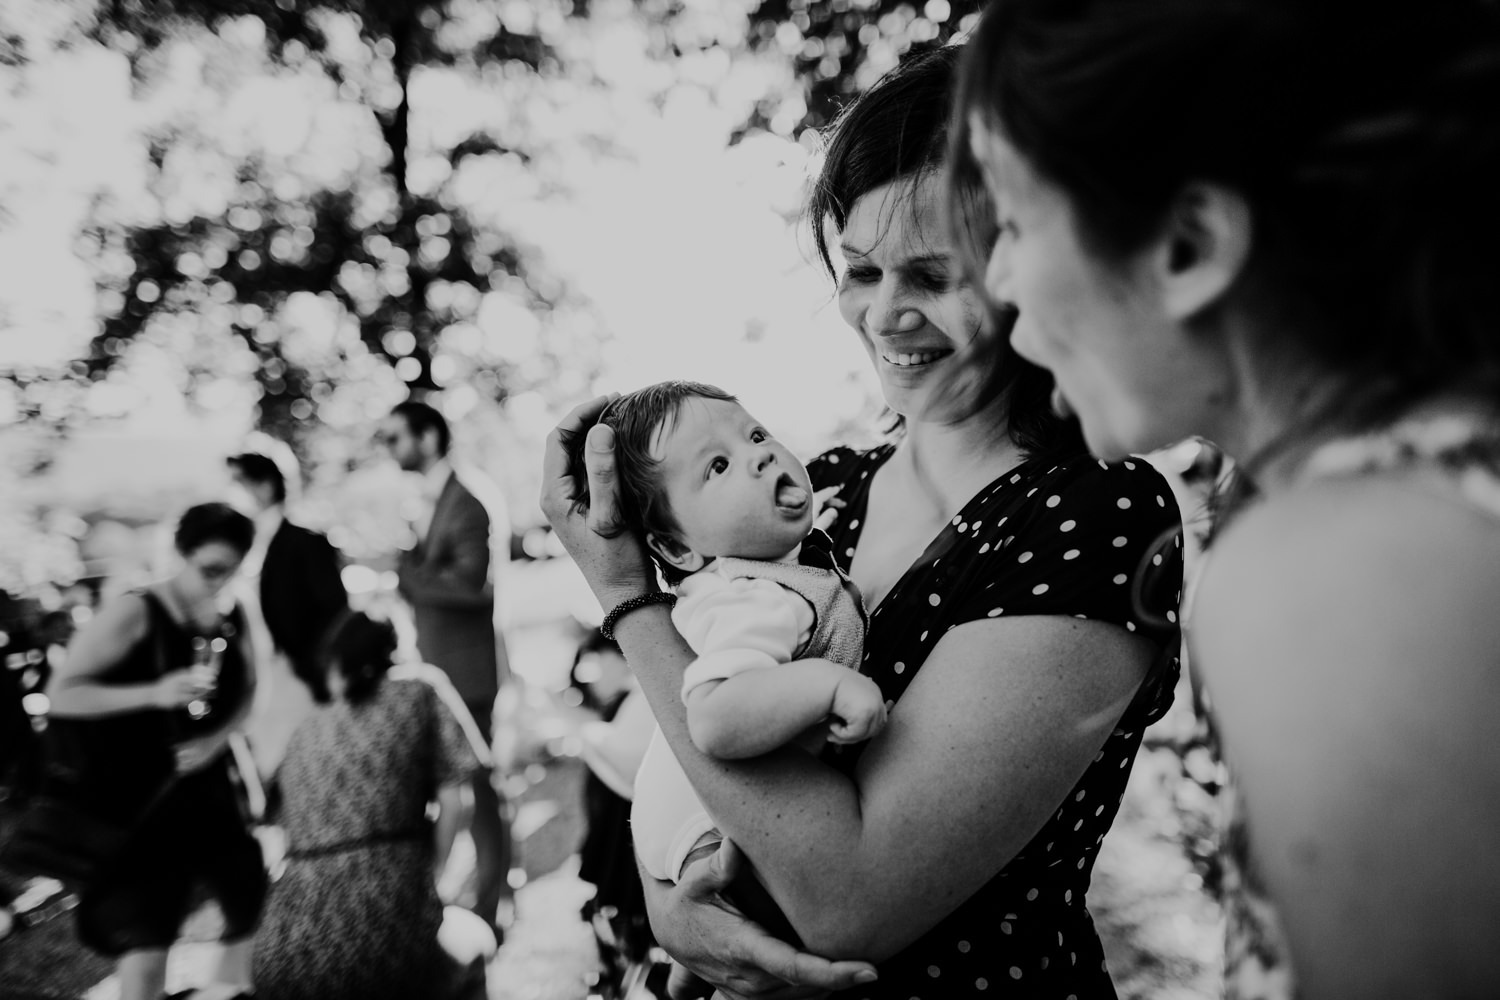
[252,666,485,1000]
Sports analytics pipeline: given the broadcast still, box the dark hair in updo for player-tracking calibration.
[319,610,399,704]
[174,502,254,558]
[953,0,1500,438]
[807,44,1085,463]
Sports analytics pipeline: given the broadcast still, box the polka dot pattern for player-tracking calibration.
[807,444,1184,999]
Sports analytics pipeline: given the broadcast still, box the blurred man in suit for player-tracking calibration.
[381,400,515,937]
[227,441,349,775]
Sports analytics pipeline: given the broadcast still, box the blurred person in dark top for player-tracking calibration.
[45,502,265,1000]
[227,438,348,776]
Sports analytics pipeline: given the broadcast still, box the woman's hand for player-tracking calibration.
[540,393,658,608]
[646,839,878,1000]
[152,667,215,710]
[174,733,226,774]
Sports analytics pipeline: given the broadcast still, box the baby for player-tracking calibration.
[566,380,887,885]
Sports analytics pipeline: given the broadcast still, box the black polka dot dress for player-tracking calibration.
[809,443,1184,1000]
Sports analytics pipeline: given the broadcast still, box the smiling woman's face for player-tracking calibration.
[836,173,993,425]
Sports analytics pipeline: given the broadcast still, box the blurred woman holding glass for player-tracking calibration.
[46,501,265,1000]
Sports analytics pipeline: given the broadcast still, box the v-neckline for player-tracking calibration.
[836,444,1042,616]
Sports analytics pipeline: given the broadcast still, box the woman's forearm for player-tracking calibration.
[433,781,469,876]
[612,604,874,949]
[47,679,161,718]
[619,608,1151,960]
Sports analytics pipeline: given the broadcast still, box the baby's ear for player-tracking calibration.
[646,532,705,575]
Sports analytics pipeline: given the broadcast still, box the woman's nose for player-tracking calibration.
[865,279,922,336]
[983,241,1011,303]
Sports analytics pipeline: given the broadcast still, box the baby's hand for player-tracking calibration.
[813,484,845,532]
[827,672,888,744]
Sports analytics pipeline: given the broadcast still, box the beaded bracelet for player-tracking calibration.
[600,591,677,641]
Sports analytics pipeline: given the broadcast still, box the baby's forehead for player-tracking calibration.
[650,396,754,455]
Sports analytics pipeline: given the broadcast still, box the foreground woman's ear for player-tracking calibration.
[1158,182,1254,324]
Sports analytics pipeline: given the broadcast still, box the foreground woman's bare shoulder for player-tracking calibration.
[1192,472,1500,999]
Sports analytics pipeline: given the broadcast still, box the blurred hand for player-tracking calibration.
[826,673,888,745]
[645,839,878,1000]
[539,394,657,608]
[152,668,214,710]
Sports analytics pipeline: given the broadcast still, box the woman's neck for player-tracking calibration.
[157,577,224,633]
[1210,328,1367,496]
[893,405,1026,520]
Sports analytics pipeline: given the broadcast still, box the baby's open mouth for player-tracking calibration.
[774,474,809,514]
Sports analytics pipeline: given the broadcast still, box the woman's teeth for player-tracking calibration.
[883,350,948,367]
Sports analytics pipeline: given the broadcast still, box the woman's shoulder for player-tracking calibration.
[91,589,157,643]
[386,661,457,696]
[974,451,1179,544]
[1196,472,1500,687]
[1043,452,1178,508]
[386,661,473,717]
[1207,470,1500,597]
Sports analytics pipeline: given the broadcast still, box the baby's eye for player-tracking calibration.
[708,457,728,477]
[749,428,768,443]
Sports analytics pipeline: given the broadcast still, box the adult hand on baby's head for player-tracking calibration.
[541,394,656,607]
[650,839,878,1000]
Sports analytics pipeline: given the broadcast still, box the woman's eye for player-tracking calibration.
[841,267,878,286]
[913,269,952,292]
[708,457,728,476]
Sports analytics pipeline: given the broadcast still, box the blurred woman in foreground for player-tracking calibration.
[954,1,1500,995]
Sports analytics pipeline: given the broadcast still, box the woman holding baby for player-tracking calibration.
[543,46,1182,999]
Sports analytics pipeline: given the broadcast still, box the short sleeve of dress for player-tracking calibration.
[945,456,1183,645]
[418,667,489,788]
[806,445,866,491]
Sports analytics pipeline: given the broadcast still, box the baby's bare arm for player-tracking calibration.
[685,659,859,759]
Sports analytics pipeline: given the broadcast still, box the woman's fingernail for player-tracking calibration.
[854,970,878,983]
[588,424,615,450]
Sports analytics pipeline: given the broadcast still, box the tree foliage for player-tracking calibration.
[741,0,984,136]
[9,0,596,456]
